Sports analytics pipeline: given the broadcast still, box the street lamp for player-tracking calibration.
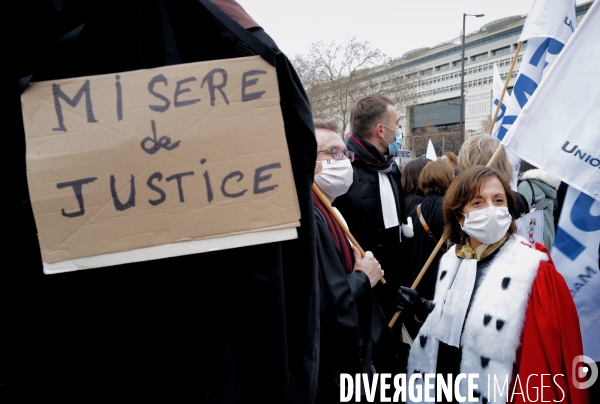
[460,13,484,146]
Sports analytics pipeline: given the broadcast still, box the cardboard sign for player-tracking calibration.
[515,210,545,245]
[22,56,300,274]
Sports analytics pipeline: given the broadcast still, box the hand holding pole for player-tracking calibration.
[312,184,386,285]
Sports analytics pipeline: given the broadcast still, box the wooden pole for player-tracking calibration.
[312,184,386,284]
[488,42,522,134]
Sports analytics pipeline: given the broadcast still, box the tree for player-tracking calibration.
[292,37,418,134]
[480,114,493,134]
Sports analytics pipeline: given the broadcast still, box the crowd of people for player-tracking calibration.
[313,94,587,403]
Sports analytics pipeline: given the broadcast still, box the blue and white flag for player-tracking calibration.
[501,1,599,200]
[490,63,505,137]
[495,0,577,141]
[551,186,600,361]
[491,62,521,191]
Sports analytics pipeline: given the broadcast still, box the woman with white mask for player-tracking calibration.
[397,166,587,404]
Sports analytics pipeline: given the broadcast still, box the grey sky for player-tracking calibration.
[236,0,586,59]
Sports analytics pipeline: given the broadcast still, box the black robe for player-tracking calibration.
[314,207,370,402]
[3,1,318,402]
[410,192,446,302]
[333,159,412,323]
[314,206,406,403]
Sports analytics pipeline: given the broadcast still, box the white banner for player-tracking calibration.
[496,0,577,142]
[551,186,600,361]
[501,1,600,200]
[491,62,521,190]
[520,0,578,43]
[490,63,505,137]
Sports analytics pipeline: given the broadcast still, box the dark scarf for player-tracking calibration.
[345,133,408,229]
[345,133,394,173]
[312,191,353,274]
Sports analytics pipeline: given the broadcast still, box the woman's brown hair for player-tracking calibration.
[443,166,517,245]
[401,157,429,196]
[443,151,458,166]
[419,160,454,196]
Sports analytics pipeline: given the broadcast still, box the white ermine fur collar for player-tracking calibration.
[407,234,548,404]
[519,169,561,190]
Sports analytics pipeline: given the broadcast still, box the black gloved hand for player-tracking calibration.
[396,286,435,321]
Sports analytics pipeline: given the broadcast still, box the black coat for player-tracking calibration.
[404,193,425,219]
[3,1,318,402]
[333,159,412,321]
[314,207,406,402]
[314,207,371,402]
[410,192,445,301]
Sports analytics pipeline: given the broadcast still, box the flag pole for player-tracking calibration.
[488,42,522,134]
[312,184,386,284]
[388,235,446,328]
[388,137,506,328]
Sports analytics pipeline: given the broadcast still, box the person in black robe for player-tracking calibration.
[312,119,404,402]
[3,1,319,402]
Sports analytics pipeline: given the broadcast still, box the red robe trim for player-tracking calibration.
[510,243,589,404]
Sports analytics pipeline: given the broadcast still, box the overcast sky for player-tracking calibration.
[236,0,587,59]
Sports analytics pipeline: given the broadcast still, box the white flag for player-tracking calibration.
[490,63,505,137]
[426,139,437,161]
[501,1,600,200]
[551,186,600,361]
[496,0,577,141]
[491,63,521,191]
[520,0,578,43]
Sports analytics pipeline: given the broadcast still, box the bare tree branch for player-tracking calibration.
[291,37,419,135]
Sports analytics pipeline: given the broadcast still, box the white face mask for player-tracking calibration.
[315,159,353,198]
[460,206,512,245]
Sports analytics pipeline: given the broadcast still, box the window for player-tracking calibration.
[421,68,433,76]
[517,56,522,63]
[406,72,418,79]
[492,46,511,56]
[471,52,488,62]
[435,63,450,72]
[452,58,467,67]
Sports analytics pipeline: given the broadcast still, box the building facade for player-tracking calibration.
[361,1,592,157]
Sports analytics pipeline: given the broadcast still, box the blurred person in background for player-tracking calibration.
[517,160,561,249]
[410,160,455,302]
[441,151,460,177]
[402,157,429,217]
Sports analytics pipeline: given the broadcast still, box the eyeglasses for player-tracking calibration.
[382,123,400,133]
[316,147,355,162]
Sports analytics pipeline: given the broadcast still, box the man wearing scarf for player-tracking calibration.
[333,95,413,323]
[312,119,403,402]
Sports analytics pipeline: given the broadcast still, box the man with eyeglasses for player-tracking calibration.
[333,95,414,326]
[312,118,402,401]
